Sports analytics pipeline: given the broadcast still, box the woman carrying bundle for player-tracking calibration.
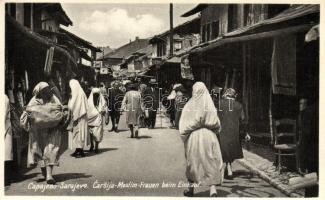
[20,82,63,184]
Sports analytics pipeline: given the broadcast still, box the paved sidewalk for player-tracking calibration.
[159,112,295,197]
[237,148,304,197]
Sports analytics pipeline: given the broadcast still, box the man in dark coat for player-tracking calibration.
[109,82,124,132]
[143,79,159,129]
[298,97,318,197]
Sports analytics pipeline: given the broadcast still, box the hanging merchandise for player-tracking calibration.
[44,47,55,76]
[56,70,63,91]
[271,35,296,96]
[17,90,24,108]
[305,24,319,42]
[180,55,194,80]
[25,70,29,91]
[8,90,15,103]
[10,69,15,90]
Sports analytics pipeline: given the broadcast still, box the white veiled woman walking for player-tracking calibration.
[68,79,89,158]
[179,82,224,197]
[87,87,107,153]
[20,82,62,184]
[5,95,13,186]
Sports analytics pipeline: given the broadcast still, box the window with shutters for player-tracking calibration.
[228,4,239,32]
[201,24,206,43]
[10,4,16,18]
[206,23,211,41]
[244,4,250,26]
[24,4,31,28]
[211,21,220,40]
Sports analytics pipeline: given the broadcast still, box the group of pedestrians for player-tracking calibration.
[4,77,163,185]
[172,81,248,197]
[4,78,112,185]
[122,80,159,138]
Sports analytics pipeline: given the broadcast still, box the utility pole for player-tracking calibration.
[169,3,174,57]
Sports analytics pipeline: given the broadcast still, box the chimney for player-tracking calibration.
[135,36,139,41]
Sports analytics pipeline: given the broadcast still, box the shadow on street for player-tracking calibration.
[84,148,119,157]
[54,173,92,182]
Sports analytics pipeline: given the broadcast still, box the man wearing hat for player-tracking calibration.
[144,79,159,129]
[108,81,124,132]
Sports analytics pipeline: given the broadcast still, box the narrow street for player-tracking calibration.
[5,113,286,197]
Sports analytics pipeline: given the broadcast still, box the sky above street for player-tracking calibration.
[61,3,198,48]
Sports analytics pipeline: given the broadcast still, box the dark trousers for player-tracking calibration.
[149,110,157,128]
[5,161,13,186]
[110,111,120,129]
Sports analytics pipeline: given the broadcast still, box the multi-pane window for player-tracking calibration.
[201,21,219,43]
[157,42,166,57]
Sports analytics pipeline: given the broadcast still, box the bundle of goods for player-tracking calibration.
[25,104,66,129]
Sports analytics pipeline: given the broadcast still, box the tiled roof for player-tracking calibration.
[59,28,101,52]
[99,38,150,60]
[181,4,208,17]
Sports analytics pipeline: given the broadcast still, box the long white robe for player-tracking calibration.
[68,79,89,149]
[5,95,13,161]
[20,82,62,167]
[179,82,224,186]
[87,88,107,142]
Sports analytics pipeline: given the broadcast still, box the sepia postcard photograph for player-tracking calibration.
[2,0,321,198]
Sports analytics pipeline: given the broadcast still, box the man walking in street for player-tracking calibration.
[109,81,123,132]
[144,79,159,129]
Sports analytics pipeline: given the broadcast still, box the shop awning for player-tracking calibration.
[176,5,320,57]
[190,24,315,55]
[6,15,77,67]
[181,4,208,17]
[225,4,319,37]
[166,56,181,64]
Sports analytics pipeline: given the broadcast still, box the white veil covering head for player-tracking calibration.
[179,82,220,135]
[68,79,88,121]
[191,82,217,112]
[88,88,107,116]
[32,82,49,96]
[167,83,182,100]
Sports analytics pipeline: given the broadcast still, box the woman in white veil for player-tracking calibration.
[68,79,89,158]
[179,82,224,197]
[87,87,107,153]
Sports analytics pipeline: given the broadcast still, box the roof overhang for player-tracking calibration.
[181,4,208,17]
[60,28,101,52]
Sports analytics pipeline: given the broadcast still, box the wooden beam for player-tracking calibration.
[169,3,174,56]
[30,3,34,31]
[192,24,314,54]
